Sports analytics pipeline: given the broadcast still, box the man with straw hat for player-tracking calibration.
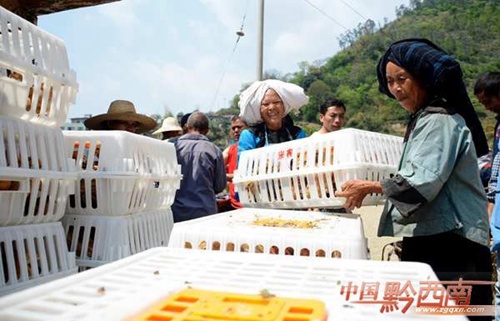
[153,117,182,141]
[84,100,156,134]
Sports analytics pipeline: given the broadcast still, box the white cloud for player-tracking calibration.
[262,0,400,73]
[201,0,246,30]
[127,53,250,116]
[270,19,338,71]
[39,0,410,120]
[96,1,140,29]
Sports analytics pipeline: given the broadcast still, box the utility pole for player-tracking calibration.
[257,0,264,81]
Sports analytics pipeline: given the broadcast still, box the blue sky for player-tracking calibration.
[38,0,409,121]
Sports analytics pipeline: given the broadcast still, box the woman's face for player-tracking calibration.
[260,89,285,130]
[385,62,429,113]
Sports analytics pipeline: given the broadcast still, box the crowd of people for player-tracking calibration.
[82,78,347,223]
[82,38,500,320]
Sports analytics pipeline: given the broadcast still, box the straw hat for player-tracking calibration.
[153,117,182,135]
[84,100,157,133]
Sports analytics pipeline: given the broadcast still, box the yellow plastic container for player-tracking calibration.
[130,288,327,321]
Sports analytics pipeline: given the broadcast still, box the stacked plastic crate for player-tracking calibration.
[61,131,182,270]
[168,128,403,260]
[0,7,79,295]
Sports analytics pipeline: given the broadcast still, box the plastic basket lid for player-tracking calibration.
[130,288,327,321]
[168,208,368,260]
[0,248,466,321]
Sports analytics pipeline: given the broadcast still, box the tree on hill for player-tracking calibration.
[289,0,500,142]
[166,0,500,148]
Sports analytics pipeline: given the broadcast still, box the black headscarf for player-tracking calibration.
[376,38,488,157]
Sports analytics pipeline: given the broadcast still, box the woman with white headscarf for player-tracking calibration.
[237,79,309,153]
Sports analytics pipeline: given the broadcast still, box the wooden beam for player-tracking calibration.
[0,0,120,24]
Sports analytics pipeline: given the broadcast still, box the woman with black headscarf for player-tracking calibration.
[336,39,492,316]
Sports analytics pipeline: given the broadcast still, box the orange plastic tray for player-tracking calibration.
[130,288,327,321]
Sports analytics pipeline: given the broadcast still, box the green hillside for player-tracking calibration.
[198,0,500,149]
[290,0,500,139]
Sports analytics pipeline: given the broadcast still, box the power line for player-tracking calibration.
[339,0,368,21]
[302,0,349,31]
[210,0,249,110]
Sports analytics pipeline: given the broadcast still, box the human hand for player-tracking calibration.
[335,180,382,210]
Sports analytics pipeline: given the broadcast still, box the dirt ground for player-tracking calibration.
[353,205,402,261]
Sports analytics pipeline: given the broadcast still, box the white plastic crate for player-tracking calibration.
[67,174,179,216]
[63,131,182,215]
[0,118,77,225]
[0,117,74,171]
[0,7,78,127]
[0,222,77,296]
[0,248,467,321]
[168,208,368,260]
[0,168,76,226]
[62,208,174,270]
[63,131,180,175]
[234,128,403,209]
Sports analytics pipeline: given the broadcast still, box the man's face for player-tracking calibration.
[108,120,140,133]
[476,92,500,114]
[230,119,247,141]
[320,106,346,132]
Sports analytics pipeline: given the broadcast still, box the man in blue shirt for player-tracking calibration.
[172,112,226,222]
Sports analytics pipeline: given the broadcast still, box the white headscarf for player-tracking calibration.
[238,79,309,125]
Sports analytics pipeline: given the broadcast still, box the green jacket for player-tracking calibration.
[378,108,490,247]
